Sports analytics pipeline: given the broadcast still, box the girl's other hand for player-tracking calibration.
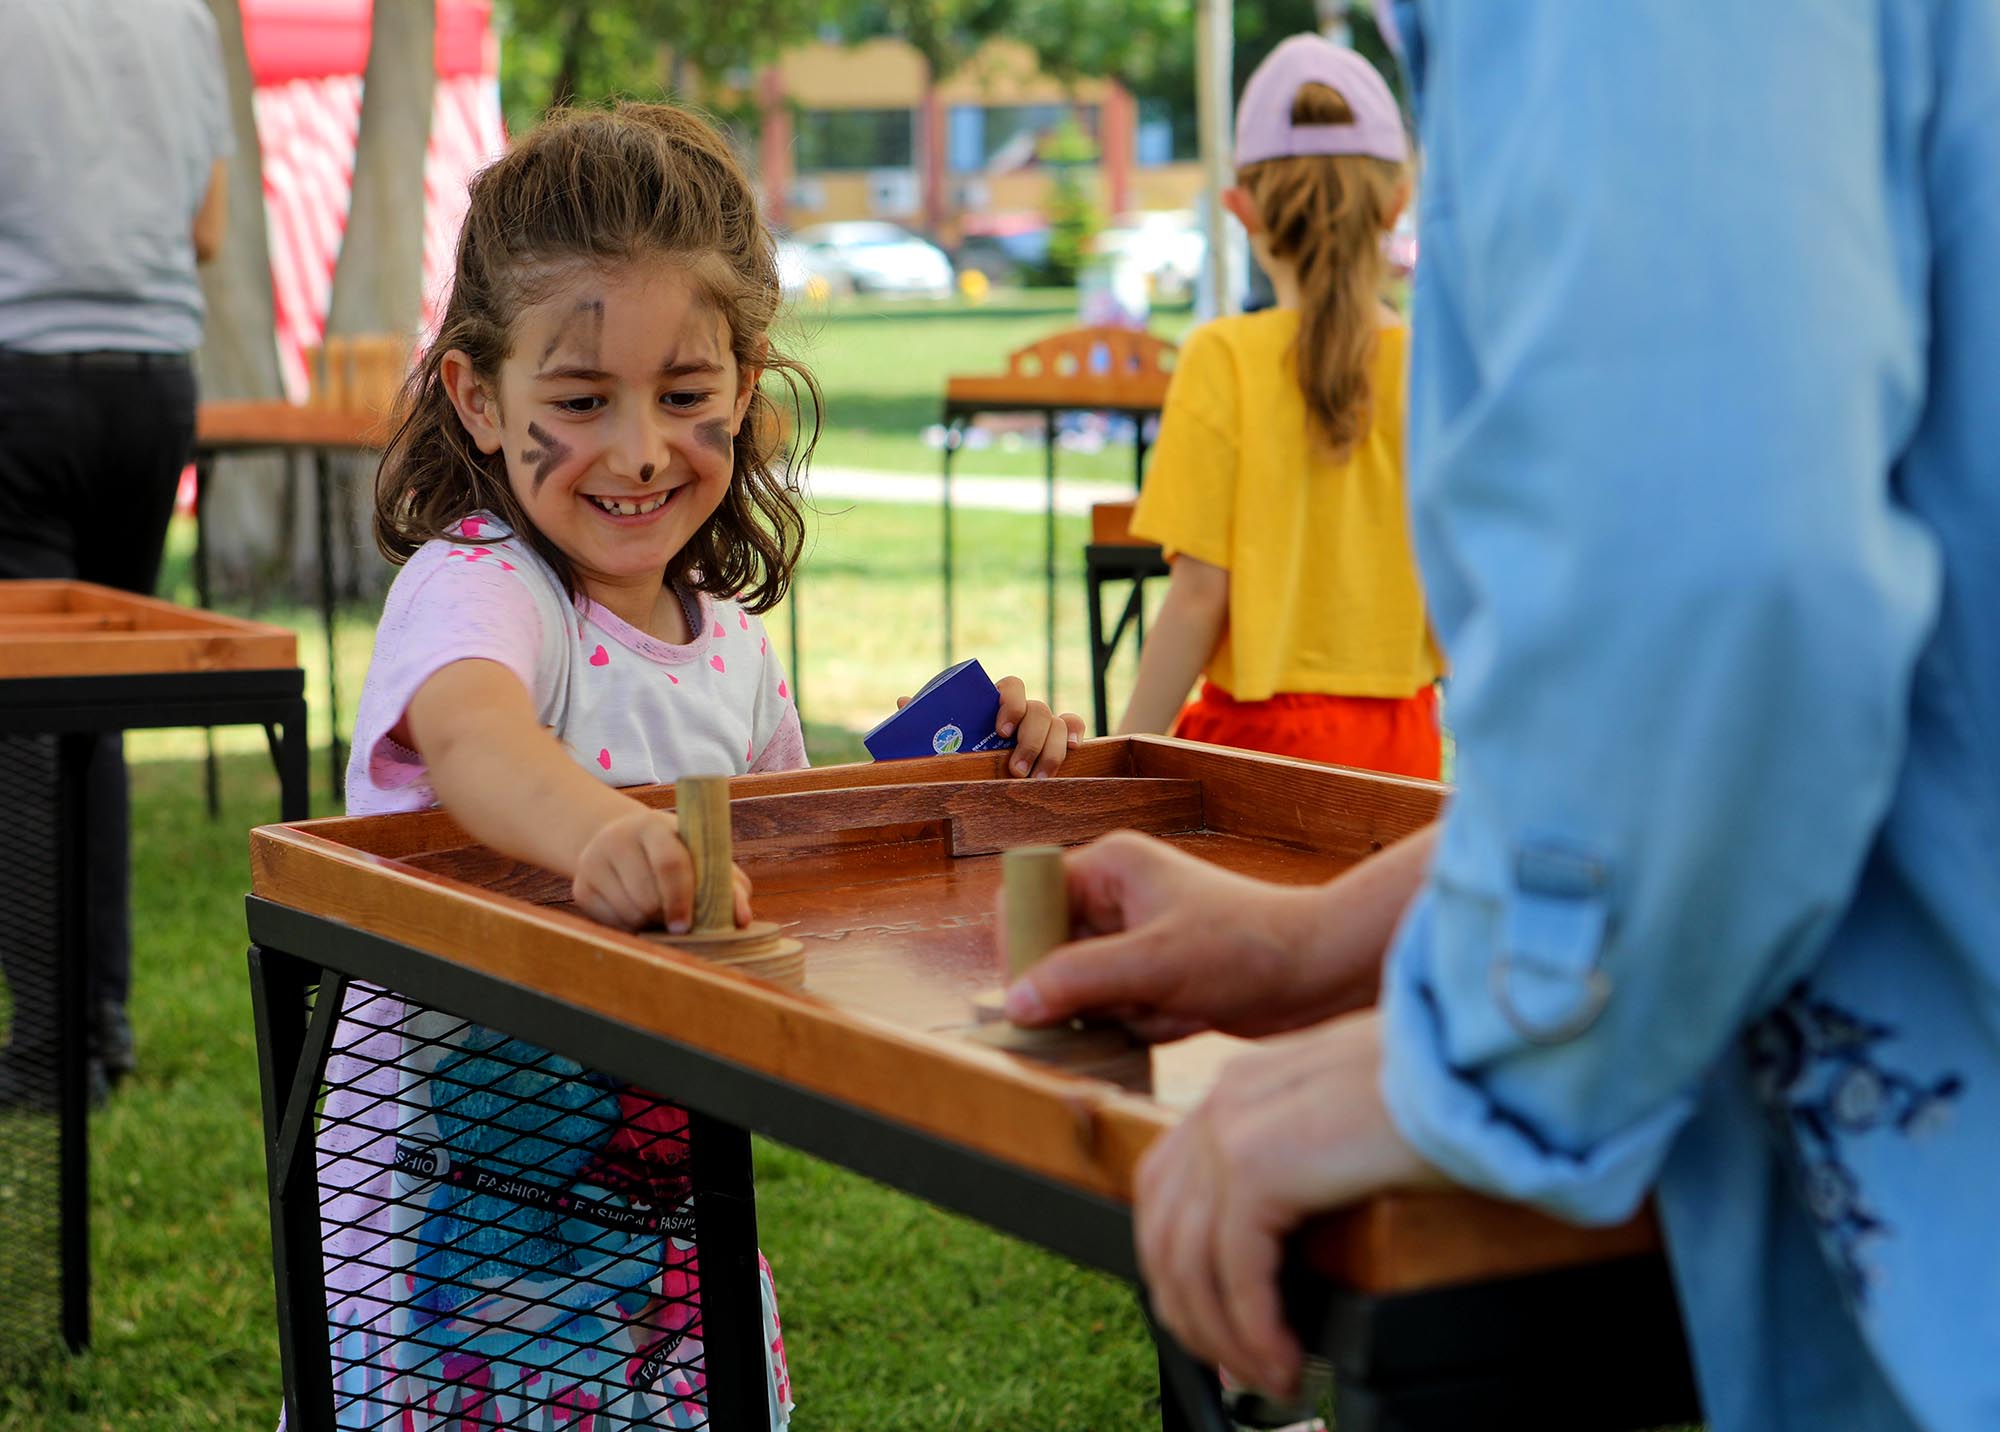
[571,808,754,932]
[995,674,1085,778]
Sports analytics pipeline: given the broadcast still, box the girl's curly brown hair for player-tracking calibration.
[374,102,818,613]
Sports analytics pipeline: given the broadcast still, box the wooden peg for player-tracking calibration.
[649,775,807,990]
[961,844,1143,1077]
[1001,844,1069,980]
[675,774,736,935]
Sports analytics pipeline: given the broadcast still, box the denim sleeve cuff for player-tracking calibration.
[1378,894,1695,1226]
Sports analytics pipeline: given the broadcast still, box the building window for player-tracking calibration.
[797,108,915,172]
[948,103,1100,173]
[1136,99,1200,166]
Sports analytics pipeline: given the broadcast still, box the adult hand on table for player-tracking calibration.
[1136,1011,1444,1398]
[1003,824,1438,1043]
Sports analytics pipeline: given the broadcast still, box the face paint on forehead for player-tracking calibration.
[522,421,573,492]
[538,297,605,368]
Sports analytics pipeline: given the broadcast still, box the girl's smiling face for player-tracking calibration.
[443,260,756,623]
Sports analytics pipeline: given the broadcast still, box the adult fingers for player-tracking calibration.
[1212,1140,1304,1397]
[1004,929,1179,1026]
[1139,1111,1236,1376]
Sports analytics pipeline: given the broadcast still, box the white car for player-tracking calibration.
[1095,210,1206,304]
[789,222,954,299]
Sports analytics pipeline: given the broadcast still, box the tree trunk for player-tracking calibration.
[322,0,437,600]
[196,0,291,602]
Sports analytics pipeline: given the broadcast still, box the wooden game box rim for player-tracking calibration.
[247,735,1658,1295]
[0,579,298,679]
[195,398,394,451]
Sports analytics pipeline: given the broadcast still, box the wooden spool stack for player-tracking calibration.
[965,846,1139,1070]
[642,775,807,990]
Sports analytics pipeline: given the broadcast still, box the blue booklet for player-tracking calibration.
[862,658,1018,761]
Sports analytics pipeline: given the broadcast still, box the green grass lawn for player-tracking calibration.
[778,290,1195,481]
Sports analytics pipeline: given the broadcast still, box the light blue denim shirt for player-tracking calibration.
[1373,5,2000,1429]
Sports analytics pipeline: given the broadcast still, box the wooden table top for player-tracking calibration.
[248,736,1659,1296]
[0,581,298,680]
[195,400,393,452]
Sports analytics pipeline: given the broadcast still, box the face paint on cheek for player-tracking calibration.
[695,419,733,460]
[522,421,574,492]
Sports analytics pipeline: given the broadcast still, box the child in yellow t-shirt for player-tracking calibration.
[1120,36,1443,780]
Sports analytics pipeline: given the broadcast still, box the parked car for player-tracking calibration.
[953,213,1051,286]
[787,222,954,299]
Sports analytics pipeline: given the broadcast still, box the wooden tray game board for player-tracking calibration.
[0,580,296,679]
[246,737,1693,1430]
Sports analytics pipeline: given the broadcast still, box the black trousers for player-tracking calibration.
[0,353,196,1044]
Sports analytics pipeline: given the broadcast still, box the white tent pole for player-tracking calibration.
[1195,0,1240,315]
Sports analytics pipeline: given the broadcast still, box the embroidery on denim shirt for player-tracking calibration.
[1746,984,1964,1298]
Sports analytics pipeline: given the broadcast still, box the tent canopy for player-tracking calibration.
[240,0,494,84]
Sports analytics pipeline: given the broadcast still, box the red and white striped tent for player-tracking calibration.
[241,0,508,399]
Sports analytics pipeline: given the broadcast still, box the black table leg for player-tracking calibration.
[1145,1299,1230,1432]
[313,452,343,800]
[940,415,958,671]
[193,456,221,819]
[54,733,92,1354]
[687,1111,773,1431]
[247,946,343,1432]
[269,696,311,822]
[1086,555,1112,736]
[1044,409,1057,702]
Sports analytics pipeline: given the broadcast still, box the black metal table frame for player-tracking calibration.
[937,398,1157,698]
[192,445,355,808]
[0,666,310,1355]
[1084,541,1172,737]
[245,896,1702,1432]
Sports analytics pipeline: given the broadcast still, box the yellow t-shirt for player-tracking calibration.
[1131,310,1443,701]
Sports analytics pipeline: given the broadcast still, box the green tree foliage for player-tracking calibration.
[1038,119,1101,283]
[496,0,822,133]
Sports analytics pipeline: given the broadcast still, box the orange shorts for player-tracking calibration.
[1171,681,1442,781]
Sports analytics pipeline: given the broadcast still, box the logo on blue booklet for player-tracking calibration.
[933,723,964,754]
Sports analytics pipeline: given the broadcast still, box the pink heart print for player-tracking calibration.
[739,612,749,630]
[778,679,788,699]
[596,748,612,770]
[746,737,755,762]
[589,645,609,667]
[667,672,679,685]
[712,620,726,639]
[460,516,486,537]
[759,637,767,655]
[709,655,726,673]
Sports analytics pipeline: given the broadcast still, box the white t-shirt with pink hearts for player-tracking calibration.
[346,513,806,816]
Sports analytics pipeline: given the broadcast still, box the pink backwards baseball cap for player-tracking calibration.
[1234,34,1408,168]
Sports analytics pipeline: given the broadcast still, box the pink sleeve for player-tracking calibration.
[345,546,549,813]
[749,703,808,775]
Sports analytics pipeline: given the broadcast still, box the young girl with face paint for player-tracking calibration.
[302,104,1081,1430]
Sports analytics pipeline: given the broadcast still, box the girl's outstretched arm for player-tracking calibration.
[1117,555,1228,736]
[401,657,751,931]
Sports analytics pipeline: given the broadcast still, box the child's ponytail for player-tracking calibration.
[1238,82,1408,457]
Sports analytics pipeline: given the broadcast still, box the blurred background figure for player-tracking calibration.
[0,0,234,1101]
